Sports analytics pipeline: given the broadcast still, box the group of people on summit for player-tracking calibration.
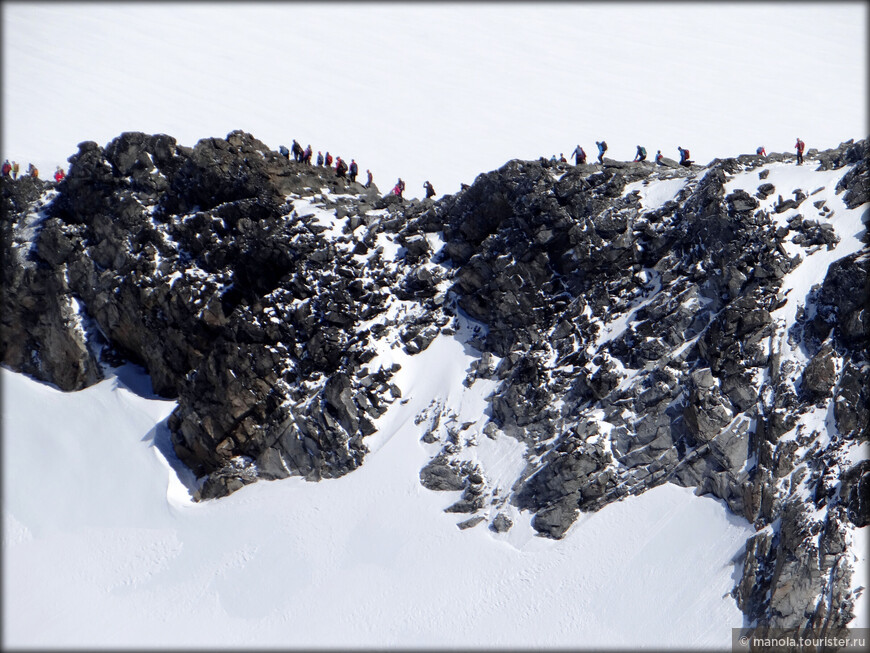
[279,139,374,189]
[2,160,67,181]
[280,137,440,202]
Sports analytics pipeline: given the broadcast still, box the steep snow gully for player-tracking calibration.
[2,131,868,648]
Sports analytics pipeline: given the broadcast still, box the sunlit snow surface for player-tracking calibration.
[2,352,752,648]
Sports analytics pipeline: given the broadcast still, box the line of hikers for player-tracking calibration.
[562,139,807,168]
[279,138,441,201]
[563,143,695,167]
[278,140,374,188]
[2,160,68,181]
[5,135,808,198]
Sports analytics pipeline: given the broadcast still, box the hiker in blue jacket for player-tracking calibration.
[634,145,647,162]
[677,146,693,166]
[596,140,607,164]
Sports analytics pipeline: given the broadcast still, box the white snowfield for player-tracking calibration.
[2,360,751,650]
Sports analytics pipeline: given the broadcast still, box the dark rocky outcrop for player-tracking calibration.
[2,131,868,637]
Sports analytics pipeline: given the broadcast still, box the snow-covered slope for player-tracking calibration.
[2,361,752,649]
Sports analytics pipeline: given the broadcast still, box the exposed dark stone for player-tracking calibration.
[4,133,868,637]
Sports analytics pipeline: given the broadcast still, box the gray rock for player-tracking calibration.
[490,512,513,533]
[419,456,466,491]
[457,516,486,530]
[802,343,837,398]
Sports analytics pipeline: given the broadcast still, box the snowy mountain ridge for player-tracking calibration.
[2,131,868,643]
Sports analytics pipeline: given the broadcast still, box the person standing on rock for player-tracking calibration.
[54,166,65,182]
[392,178,405,197]
[335,157,348,178]
[2,160,11,177]
[795,137,805,165]
[559,153,567,163]
[364,169,373,188]
[12,161,20,179]
[423,180,436,199]
[634,145,647,162]
[596,140,607,164]
[303,145,313,164]
[291,140,303,162]
[572,145,586,165]
[325,151,333,167]
[26,163,38,178]
[677,146,692,166]
[317,151,324,166]
[348,159,358,183]
[655,150,664,165]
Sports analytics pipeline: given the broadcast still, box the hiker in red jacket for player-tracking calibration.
[335,157,348,178]
[2,160,11,177]
[392,178,405,197]
[54,166,65,182]
[325,151,333,167]
[795,138,805,165]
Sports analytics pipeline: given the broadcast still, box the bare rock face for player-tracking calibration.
[3,132,868,636]
[1,176,103,391]
[2,130,426,499]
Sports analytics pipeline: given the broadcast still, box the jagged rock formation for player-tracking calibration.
[2,131,867,639]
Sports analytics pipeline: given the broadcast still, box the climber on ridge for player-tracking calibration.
[677,146,692,167]
[596,140,607,164]
[572,144,586,165]
[795,137,805,165]
[335,157,348,178]
[424,180,436,199]
[634,145,647,162]
[655,150,664,165]
[392,178,405,197]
